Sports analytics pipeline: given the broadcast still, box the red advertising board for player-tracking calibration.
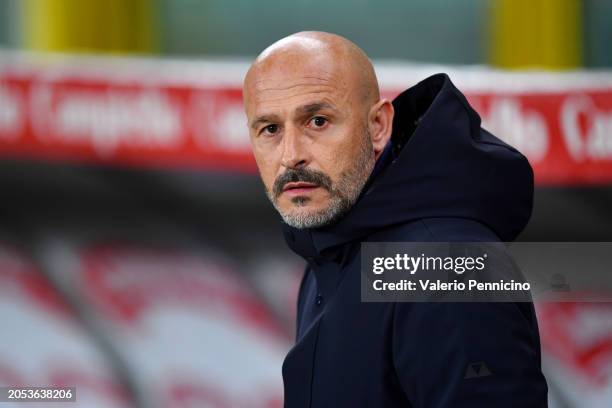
[1,52,612,185]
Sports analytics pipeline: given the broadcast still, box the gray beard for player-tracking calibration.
[267,130,375,229]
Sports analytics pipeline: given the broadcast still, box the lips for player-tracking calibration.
[282,182,320,196]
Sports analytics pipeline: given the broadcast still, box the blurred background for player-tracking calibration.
[0,0,611,407]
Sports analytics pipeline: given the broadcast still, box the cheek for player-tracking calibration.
[317,130,364,177]
[253,145,281,190]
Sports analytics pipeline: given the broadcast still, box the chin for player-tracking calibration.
[284,204,322,219]
[279,202,340,230]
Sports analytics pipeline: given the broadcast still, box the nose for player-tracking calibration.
[280,124,308,169]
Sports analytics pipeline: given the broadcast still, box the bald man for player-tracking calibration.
[244,32,548,407]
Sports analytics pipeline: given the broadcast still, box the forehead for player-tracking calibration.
[245,61,352,116]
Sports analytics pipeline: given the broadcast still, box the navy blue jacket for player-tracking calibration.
[281,74,548,407]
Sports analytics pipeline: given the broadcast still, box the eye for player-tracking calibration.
[262,124,279,135]
[309,116,328,128]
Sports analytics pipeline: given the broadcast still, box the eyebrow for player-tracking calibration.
[250,114,280,130]
[295,102,337,117]
[249,101,337,130]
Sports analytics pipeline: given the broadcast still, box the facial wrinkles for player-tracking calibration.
[247,56,348,102]
[253,89,340,113]
[250,77,346,109]
[244,32,381,229]
[266,126,375,229]
[248,89,351,150]
[252,75,337,92]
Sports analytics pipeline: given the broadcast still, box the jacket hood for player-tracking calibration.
[283,73,534,259]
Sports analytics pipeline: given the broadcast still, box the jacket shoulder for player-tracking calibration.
[367,217,502,242]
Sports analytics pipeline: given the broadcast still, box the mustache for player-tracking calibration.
[273,167,333,198]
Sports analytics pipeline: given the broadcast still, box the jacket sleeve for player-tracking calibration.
[392,301,548,407]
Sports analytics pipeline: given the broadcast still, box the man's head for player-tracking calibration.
[243,31,394,229]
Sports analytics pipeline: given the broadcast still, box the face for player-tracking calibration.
[245,58,376,229]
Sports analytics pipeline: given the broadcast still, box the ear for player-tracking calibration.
[368,99,394,160]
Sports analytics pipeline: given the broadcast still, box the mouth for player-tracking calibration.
[282,181,320,197]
